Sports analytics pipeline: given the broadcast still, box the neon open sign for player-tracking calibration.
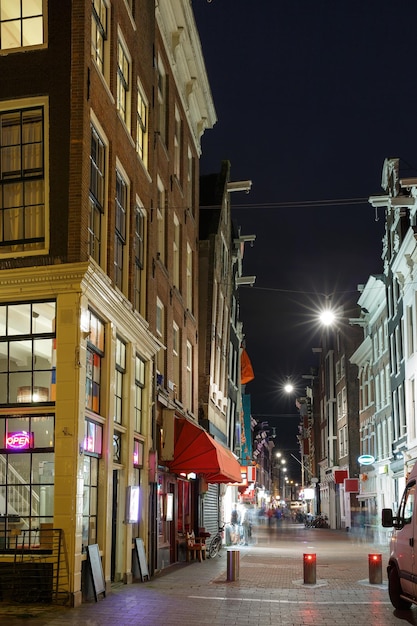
[5,431,34,450]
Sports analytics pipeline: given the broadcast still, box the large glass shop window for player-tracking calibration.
[82,455,98,550]
[0,301,56,405]
[82,419,102,550]
[0,414,54,543]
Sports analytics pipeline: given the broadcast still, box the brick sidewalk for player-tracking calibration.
[0,523,399,626]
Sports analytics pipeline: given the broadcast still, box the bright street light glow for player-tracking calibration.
[320,309,336,326]
[284,383,294,393]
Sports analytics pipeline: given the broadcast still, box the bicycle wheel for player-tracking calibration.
[208,536,221,558]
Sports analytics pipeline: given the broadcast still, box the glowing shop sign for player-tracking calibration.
[358,454,375,466]
[6,431,33,450]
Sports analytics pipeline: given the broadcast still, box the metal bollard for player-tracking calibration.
[303,553,316,584]
[227,549,240,581]
[368,553,382,584]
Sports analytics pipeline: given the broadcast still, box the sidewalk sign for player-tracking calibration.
[87,544,106,601]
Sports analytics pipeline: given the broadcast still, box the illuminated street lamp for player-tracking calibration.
[319,308,336,326]
[317,299,343,329]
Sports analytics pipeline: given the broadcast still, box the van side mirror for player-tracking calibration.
[382,508,394,528]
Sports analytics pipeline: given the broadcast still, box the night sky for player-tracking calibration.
[193,1,417,480]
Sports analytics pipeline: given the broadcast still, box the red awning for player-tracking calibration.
[166,418,242,484]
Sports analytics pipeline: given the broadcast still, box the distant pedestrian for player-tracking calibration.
[231,505,239,526]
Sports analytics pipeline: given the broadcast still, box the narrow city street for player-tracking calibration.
[2,521,417,626]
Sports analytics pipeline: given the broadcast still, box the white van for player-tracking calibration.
[382,463,417,609]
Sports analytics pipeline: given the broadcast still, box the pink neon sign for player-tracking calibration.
[5,431,33,450]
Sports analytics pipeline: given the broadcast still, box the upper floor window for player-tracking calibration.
[91,0,108,75]
[156,299,165,377]
[0,101,47,255]
[186,146,194,214]
[114,168,128,292]
[221,236,228,279]
[0,0,45,51]
[340,355,345,378]
[174,105,182,181]
[173,213,180,288]
[133,202,145,313]
[117,36,131,128]
[0,300,56,405]
[186,341,192,411]
[335,359,341,383]
[86,310,105,414]
[89,123,106,264]
[341,386,347,416]
[136,80,148,169]
[134,355,145,433]
[157,58,167,144]
[157,180,166,265]
[373,333,379,362]
[186,242,193,311]
[337,390,342,418]
[172,322,180,394]
[114,337,125,424]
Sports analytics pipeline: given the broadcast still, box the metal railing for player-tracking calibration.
[0,527,70,605]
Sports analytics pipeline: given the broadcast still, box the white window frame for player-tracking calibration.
[173,322,180,394]
[136,79,148,168]
[117,31,131,130]
[173,213,180,288]
[186,242,193,311]
[114,336,126,425]
[157,178,166,265]
[174,105,181,180]
[186,145,194,213]
[186,340,192,411]
[133,198,145,313]
[156,298,165,376]
[91,0,110,79]
[114,163,130,293]
[157,57,167,144]
[89,117,108,266]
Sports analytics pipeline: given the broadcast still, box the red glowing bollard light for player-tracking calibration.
[304,554,315,562]
[368,553,382,584]
[303,553,316,584]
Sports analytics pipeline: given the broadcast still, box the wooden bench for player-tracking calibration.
[186,533,206,562]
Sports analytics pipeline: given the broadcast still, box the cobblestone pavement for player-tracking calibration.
[2,522,417,626]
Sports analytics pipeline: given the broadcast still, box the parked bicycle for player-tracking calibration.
[208,523,225,558]
[305,514,330,529]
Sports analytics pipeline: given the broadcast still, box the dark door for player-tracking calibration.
[111,470,118,581]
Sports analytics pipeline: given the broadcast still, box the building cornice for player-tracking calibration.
[0,261,160,358]
[156,0,217,155]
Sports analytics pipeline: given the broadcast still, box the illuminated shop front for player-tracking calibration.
[0,300,56,543]
[157,415,241,569]
[0,267,158,606]
[0,414,55,541]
